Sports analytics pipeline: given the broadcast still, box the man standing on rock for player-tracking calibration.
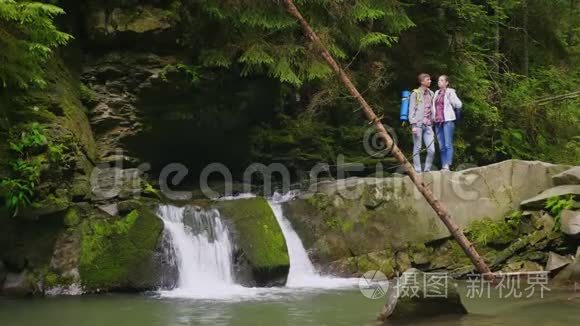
[408,73,435,172]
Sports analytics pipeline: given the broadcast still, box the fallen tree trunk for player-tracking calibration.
[281,0,493,278]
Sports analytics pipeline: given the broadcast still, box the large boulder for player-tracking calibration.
[545,252,573,272]
[284,160,568,266]
[215,197,290,286]
[552,167,580,185]
[561,210,580,237]
[552,247,580,286]
[520,185,580,209]
[377,269,467,322]
[2,271,36,296]
[78,207,164,292]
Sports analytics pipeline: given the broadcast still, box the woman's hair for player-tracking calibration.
[440,75,450,83]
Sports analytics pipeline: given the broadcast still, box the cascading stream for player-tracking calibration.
[268,192,357,288]
[157,194,356,299]
[157,205,238,298]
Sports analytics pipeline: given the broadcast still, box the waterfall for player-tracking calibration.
[156,195,355,299]
[269,192,357,288]
[157,204,239,298]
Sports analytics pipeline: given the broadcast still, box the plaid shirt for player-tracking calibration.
[434,88,446,123]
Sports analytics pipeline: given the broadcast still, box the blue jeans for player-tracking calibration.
[412,124,435,172]
[435,121,455,168]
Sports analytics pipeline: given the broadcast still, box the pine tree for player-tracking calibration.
[0,0,71,89]
[180,0,414,86]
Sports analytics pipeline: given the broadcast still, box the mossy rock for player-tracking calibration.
[215,197,289,286]
[78,207,163,292]
[382,269,467,322]
[63,207,81,227]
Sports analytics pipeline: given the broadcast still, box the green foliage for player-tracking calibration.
[0,0,72,88]
[545,195,575,231]
[160,63,201,85]
[468,217,517,246]
[506,210,523,229]
[9,122,47,154]
[47,143,68,165]
[183,0,413,86]
[1,123,48,214]
[1,121,70,216]
[306,193,331,211]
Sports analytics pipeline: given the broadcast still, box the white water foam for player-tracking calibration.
[217,193,257,201]
[157,192,356,300]
[269,192,358,289]
[157,205,254,299]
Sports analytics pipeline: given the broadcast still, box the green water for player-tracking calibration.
[1,286,579,326]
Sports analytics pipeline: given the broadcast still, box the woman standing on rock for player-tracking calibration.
[432,75,462,171]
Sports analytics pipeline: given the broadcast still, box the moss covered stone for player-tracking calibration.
[215,197,289,285]
[78,207,163,291]
[63,207,81,227]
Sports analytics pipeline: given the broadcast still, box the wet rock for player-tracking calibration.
[98,203,119,217]
[117,200,143,216]
[520,185,580,209]
[99,154,141,168]
[2,272,35,296]
[377,269,467,322]
[531,211,555,231]
[79,207,164,292]
[323,251,397,278]
[90,167,143,201]
[71,175,91,202]
[545,252,573,272]
[552,250,580,286]
[502,260,543,273]
[86,4,176,49]
[552,167,580,186]
[215,197,290,287]
[395,252,412,272]
[561,210,580,237]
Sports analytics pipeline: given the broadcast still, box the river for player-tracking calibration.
[1,285,579,325]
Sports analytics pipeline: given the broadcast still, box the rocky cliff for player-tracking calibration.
[283,160,579,279]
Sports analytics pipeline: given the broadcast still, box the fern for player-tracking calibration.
[9,122,47,154]
[352,3,386,21]
[545,195,575,231]
[360,32,398,49]
[0,0,72,89]
[239,44,275,65]
[186,0,413,86]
